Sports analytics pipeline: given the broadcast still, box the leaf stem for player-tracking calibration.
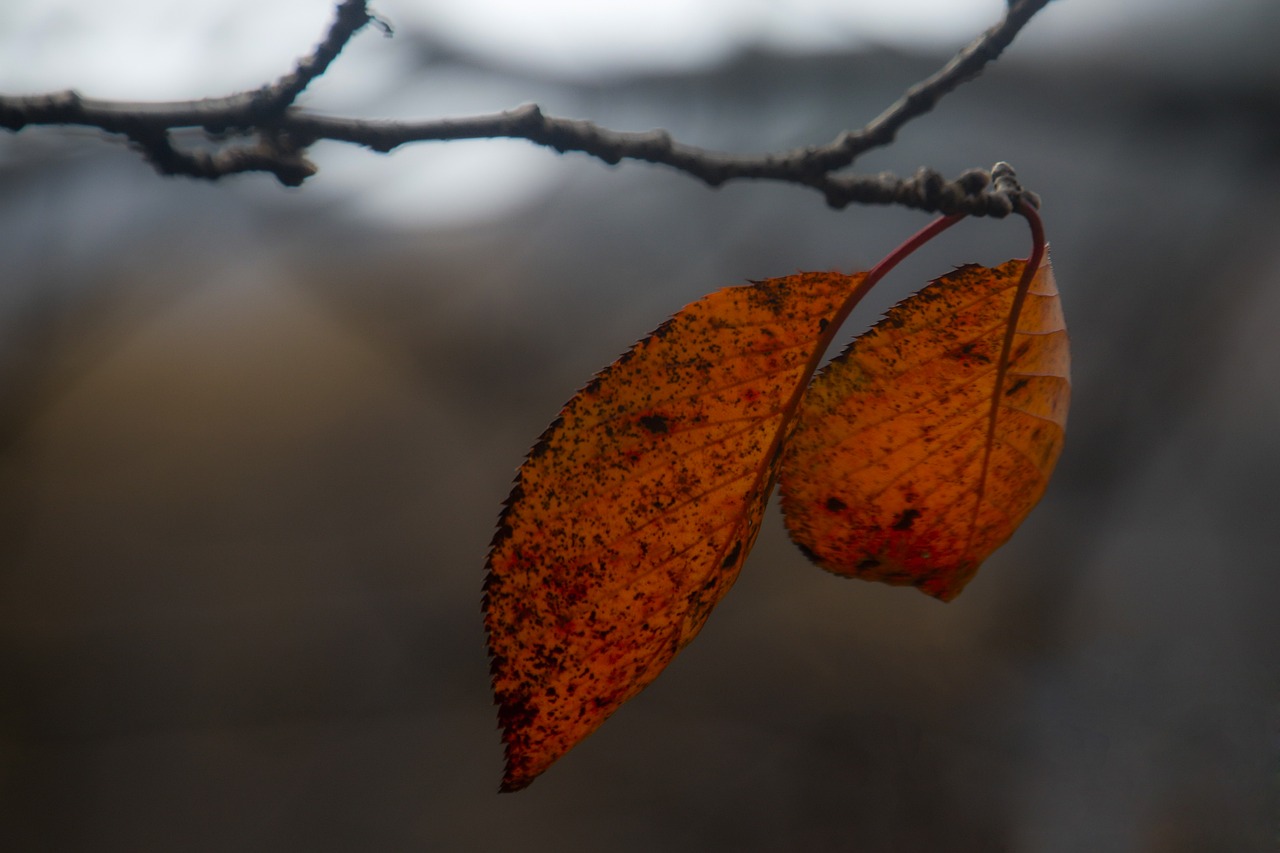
[764,212,969,511]
[821,212,968,359]
[966,200,1047,554]
[865,213,969,291]
[777,211,968,461]
[1018,201,1046,266]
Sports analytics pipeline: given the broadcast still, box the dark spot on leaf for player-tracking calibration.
[825,496,847,512]
[955,341,991,364]
[891,508,921,530]
[497,691,538,733]
[857,557,882,570]
[818,318,829,333]
[652,319,675,339]
[1004,377,1029,396]
[720,540,742,569]
[747,278,789,313]
[639,414,669,434]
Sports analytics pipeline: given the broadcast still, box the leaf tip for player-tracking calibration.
[915,565,978,602]
[498,764,534,794]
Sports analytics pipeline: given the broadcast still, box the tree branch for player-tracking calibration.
[248,0,377,117]
[0,0,1050,215]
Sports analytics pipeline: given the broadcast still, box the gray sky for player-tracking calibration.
[1,0,1183,95]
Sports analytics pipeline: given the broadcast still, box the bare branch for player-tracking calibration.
[127,126,317,186]
[837,0,1052,168]
[0,0,1050,213]
[248,0,376,117]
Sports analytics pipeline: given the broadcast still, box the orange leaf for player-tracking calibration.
[484,272,869,791]
[779,253,1069,601]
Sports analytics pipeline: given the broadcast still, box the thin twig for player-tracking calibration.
[248,0,374,117]
[0,0,1049,212]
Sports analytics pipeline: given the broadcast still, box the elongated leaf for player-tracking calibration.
[779,255,1069,601]
[485,272,868,791]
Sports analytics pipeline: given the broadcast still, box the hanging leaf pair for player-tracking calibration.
[483,210,1069,791]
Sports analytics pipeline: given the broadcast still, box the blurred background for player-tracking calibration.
[2,0,1278,850]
